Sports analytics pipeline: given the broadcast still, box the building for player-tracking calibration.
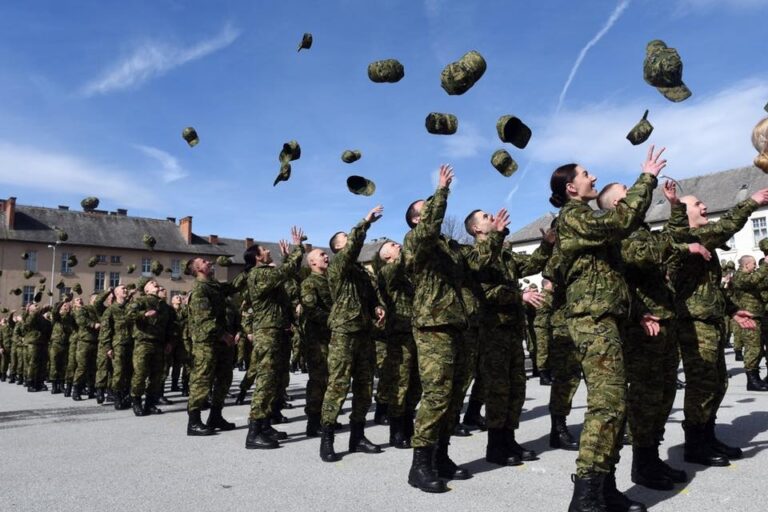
[506,165,768,286]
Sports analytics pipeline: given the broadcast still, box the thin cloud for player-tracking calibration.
[0,141,160,207]
[440,123,496,159]
[135,144,188,183]
[675,0,768,12]
[556,0,631,114]
[81,24,240,96]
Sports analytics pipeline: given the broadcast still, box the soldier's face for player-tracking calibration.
[681,196,708,227]
[309,249,329,271]
[172,296,182,307]
[567,165,598,201]
[145,281,159,296]
[73,298,83,308]
[257,246,273,265]
[410,200,425,226]
[60,302,71,314]
[471,211,495,236]
[333,234,348,252]
[89,295,98,305]
[194,258,214,277]
[380,241,401,262]
[743,257,756,272]
[114,286,127,301]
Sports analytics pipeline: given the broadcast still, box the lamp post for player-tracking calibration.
[47,241,60,306]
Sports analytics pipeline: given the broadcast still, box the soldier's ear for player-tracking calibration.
[565,182,577,196]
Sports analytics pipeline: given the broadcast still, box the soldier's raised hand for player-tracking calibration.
[290,226,305,246]
[641,145,667,177]
[365,205,384,224]
[750,188,768,206]
[278,240,289,257]
[540,227,557,245]
[662,179,679,205]
[438,164,454,189]
[493,208,510,233]
[374,306,386,327]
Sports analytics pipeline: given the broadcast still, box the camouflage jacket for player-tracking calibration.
[22,308,51,345]
[404,187,468,330]
[557,173,657,319]
[458,244,486,328]
[127,294,173,344]
[300,271,332,341]
[0,323,10,350]
[50,305,74,345]
[99,302,133,350]
[13,321,24,347]
[670,198,759,321]
[248,246,304,331]
[327,219,382,333]
[73,305,101,344]
[532,288,553,348]
[188,278,236,344]
[731,265,768,317]
[377,255,414,334]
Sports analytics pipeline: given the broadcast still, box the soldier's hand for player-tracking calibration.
[493,208,510,233]
[733,310,756,330]
[234,332,241,345]
[278,240,290,257]
[290,226,305,246]
[247,334,254,342]
[641,145,666,177]
[687,243,711,261]
[295,304,303,318]
[540,227,557,245]
[522,290,545,309]
[750,188,768,206]
[662,179,679,205]
[365,205,384,224]
[375,306,386,326]
[144,310,157,318]
[640,313,661,337]
[94,323,101,330]
[106,349,114,359]
[437,164,454,189]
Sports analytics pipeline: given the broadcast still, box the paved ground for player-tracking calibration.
[1,347,767,512]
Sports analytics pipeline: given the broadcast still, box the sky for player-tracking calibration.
[1,0,767,247]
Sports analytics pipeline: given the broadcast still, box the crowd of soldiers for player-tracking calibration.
[2,148,768,511]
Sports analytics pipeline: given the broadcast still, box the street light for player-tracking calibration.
[47,241,61,306]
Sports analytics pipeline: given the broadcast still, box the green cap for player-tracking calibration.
[643,40,692,103]
[126,264,136,274]
[491,149,519,177]
[23,270,33,279]
[67,255,78,268]
[21,252,29,260]
[346,175,376,196]
[367,59,405,83]
[273,162,292,187]
[440,50,486,95]
[135,276,151,291]
[216,255,232,267]
[279,140,301,163]
[72,283,83,295]
[87,256,99,268]
[56,229,68,242]
[10,288,21,296]
[725,260,736,271]
[142,234,156,250]
[297,33,313,52]
[182,127,199,147]
[425,113,458,135]
[56,280,65,290]
[38,277,46,284]
[496,116,532,149]
[759,238,768,253]
[626,110,654,146]
[341,150,362,163]
[150,260,164,276]
[80,196,99,211]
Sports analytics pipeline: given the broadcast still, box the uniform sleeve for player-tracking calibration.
[334,219,371,272]
[694,199,760,250]
[187,286,220,342]
[99,308,114,350]
[732,265,768,291]
[511,240,553,277]
[248,246,305,301]
[404,187,448,269]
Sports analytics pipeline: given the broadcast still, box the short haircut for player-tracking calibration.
[464,209,482,236]
[738,254,755,269]
[596,182,621,210]
[329,231,346,254]
[405,200,422,229]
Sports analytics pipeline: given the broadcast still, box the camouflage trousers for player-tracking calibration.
[237,336,253,370]
[248,328,290,421]
[525,321,537,368]
[679,319,727,426]
[534,327,550,370]
[412,326,465,448]
[457,326,480,411]
[25,342,48,384]
[95,342,113,390]
[65,338,78,383]
[624,322,680,448]
[548,333,581,416]
[0,344,9,377]
[375,339,397,406]
[111,343,133,394]
[386,331,422,418]
[48,342,68,381]
[74,340,97,387]
[188,341,235,411]
[468,327,487,406]
[130,341,165,399]
[304,339,329,416]
[481,324,527,430]
[321,330,375,426]
[567,315,626,477]
[182,336,193,388]
[290,330,303,369]
[13,343,25,380]
[734,319,763,371]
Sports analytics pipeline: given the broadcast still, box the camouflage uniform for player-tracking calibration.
[557,172,656,476]
[95,308,114,394]
[0,321,11,379]
[73,304,102,390]
[524,303,538,371]
[532,289,553,372]
[458,244,486,427]
[731,265,768,372]
[100,301,134,397]
[548,296,580,416]
[12,320,25,383]
[321,219,382,426]
[49,306,74,383]
[128,294,173,402]
[300,271,332,416]
[22,307,51,387]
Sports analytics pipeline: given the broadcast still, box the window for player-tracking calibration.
[59,287,71,300]
[753,217,768,247]
[60,252,73,274]
[171,259,181,278]
[22,286,35,306]
[97,254,107,264]
[109,272,120,288]
[24,250,38,273]
[94,271,105,292]
[141,257,152,276]
[110,255,121,264]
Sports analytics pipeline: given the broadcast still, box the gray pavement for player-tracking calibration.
[1,347,767,512]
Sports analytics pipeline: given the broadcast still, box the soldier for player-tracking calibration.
[244,227,305,450]
[72,292,108,401]
[22,302,52,392]
[376,240,421,448]
[12,312,25,386]
[671,190,768,467]
[48,300,74,394]
[403,165,470,493]
[532,280,554,386]
[300,248,333,437]
[101,285,135,410]
[523,284,540,378]
[185,257,238,436]
[730,255,768,391]
[549,146,666,511]
[95,291,115,404]
[0,316,10,381]
[319,208,385,461]
[64,298,82,396]
[156,286,176,406]
[167,293,187,393]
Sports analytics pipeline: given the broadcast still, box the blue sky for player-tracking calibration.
[1,0,767,247]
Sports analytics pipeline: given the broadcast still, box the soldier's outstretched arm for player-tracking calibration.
[696,190,768,249]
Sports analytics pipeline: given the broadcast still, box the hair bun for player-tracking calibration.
[549,195,565,208]
[755,153,768,173]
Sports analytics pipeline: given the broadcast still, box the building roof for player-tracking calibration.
[216,237,285,266]
[506,212,557,244]
[359,239,387,263]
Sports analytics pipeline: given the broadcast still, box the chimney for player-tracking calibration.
[2,197,16,229]
[116,208,128,216]
[179,216,192,244]
[58,205,69,211]
[166,216,176,223]
[208,234,219,245]
[245,237,254,249]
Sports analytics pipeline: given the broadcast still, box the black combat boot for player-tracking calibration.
[435,437,470,480]
[374,402,389,425]
[8,374,15,384]
[132,396,146,417]
[157,389,173,405]
[270,401,288,423]
[35,380,48,392]
[207,406,236,431]
[734,349,743,361]
[568,473,606,512]
[531,359,540,378]
[305,413,322,438]
[113,391,124,410]
[237,361,246,372]
[96,388,105,404]
[462,399,487,430]
[187,409,215,436]
[389,416,411,449]
[604,469,646,511]
[262,419,288,440]
[234,387,248,405]
[63,382,72,397]
[320,424,341,462]
[631,446,673,490]
[245,419,279,449]
[16,376,23,385]
[143,396,163,415]
[651,444,687,484]
[170,366,181,392]
[746,370,768,391]
[550,414,579,450]
[51,380,62,394]
[539,369,553,386]
[86,381,96,399]
[181,375,190,397]
[486,428,522,466]
[408,446,447,493]
[104,389,114,403]
[705,418,742,460]
[0,373,5,382]
[349,421,382,453]
[453,413,472,437]
[506,429,537,461]
[683,422,729,466]
[71,384,82,401]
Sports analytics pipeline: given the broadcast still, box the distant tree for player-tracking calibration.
[442,215,473,244]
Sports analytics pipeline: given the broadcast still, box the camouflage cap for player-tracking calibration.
[216,255,232,267]
[135,276,151,291]
[496,116,532,149]
[80,196,99,211]
[529,283,539,290]
[346,175,376,196]
[341,150,362,163]
[273,162,292,187]
[626,110,654,146]
[10,288,21,296]
[21,252,29,260]
[150,260,164,276]
[643,40,692,103]
[725,260,736,271]
[142,234,157,250]
[491,149,519,177]
[279,140,301,163]
[760,237,768,253]
[56,229,68,242]
[23,270,33,279]
[367,59,405,83]
[297,32,313,52]
[72,283,83,295]
[38,277,46,284]
[182,127,199,147]
[720,259,727,267]
[425,113,458,135]
[440,50,486,95]
[67,255,78,268]
[126,264,136,274]
[87,256,99,268]
[55,280,65,290]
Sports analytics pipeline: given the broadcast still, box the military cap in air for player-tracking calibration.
[425,113,458,135]
[298,33,313,52]
[496,116,532,149]
[150,260,164,276]
[88,256,99,268]
[56,229,68,242]
[216,256,232,267]
[81,196,99,211]
[21,252,29,260]
[626,110,654,146]
[273,162,292,187]
[347,175,376,196]
[368,59,405,83]
[643,40,692,103]
[440,50,486,95]
[341,150,362,163]
[72,283,83,295]
[491,149,518,177]
[67,255,78,268]
[126,264,136,274]
[760,238,768,253]
[182,127,199,147]
[143,234,156,250]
